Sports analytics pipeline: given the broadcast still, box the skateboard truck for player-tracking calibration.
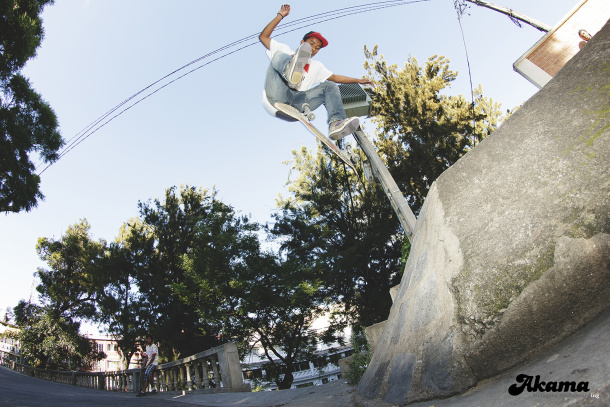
[300,104,359,164]
[274,102,356,171]
[301,103,315,121]
[345,143,361,165]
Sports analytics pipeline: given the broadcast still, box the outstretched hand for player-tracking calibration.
[278,4,290,18]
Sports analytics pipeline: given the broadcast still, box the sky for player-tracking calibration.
[0,0,580,327]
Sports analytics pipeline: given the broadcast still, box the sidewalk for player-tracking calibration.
[154,380,354,407]
[1,309,606,406]
[153,308,610,406]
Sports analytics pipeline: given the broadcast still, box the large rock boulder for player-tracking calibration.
[356,19,610,406]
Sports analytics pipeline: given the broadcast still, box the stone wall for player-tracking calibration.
[356,19,610,406]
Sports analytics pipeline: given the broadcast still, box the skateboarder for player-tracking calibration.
[259,4,373,140]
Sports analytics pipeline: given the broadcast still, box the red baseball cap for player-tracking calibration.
[303,31,328,48]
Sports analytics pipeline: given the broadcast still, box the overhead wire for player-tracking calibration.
[37,0,431,175]
[50,0,427,163]
[453,0,476,122]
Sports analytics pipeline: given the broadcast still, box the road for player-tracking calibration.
[0,366,198,407]
[1,306,608,407]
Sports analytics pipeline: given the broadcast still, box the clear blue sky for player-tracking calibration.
[1,0,579,324]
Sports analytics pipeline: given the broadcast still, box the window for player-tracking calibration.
[329,353,341,365]
[290,361,311,372]
[313,357,328,368]
[243,369,263,380]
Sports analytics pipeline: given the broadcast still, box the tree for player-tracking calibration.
[96,224,149,370]
[135,186,226,358]
[36,219,107,320]
[239,259,346,390]
[8,219,108,370]
[34,217,149,370]
[364,45,508,214]
[0,0,63,212]
[173,194,344,389]
[271,50,507,328]
[12,300,104,370]
[271,146,403,327]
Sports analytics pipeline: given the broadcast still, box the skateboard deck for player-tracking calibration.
[274,103,357,171]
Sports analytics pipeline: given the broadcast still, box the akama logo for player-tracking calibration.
[508,374,590,396]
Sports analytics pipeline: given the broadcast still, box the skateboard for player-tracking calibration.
[274,102,358,172]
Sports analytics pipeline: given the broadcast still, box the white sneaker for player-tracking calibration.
[285,42,311,89]
[329,117,359,140]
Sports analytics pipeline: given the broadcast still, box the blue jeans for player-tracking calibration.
[265,52,346,124]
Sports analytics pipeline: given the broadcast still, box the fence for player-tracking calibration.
[0,342,250,394]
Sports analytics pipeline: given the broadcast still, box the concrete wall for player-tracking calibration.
[356,19,610,406]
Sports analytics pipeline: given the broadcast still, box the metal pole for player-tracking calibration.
[465,0,552,32]
[352,129,417,241]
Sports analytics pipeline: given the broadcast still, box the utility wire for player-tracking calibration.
[38,0,430,175]
[51,0,426,162]
[453,0,476,119]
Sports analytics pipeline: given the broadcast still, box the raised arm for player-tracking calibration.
[328,74,374,86]
[259,4,291,50]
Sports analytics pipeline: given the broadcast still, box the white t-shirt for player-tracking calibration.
[266,39,333,91]
[146,343,158,366]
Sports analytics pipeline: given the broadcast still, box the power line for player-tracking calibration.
[38,0,430,175]
[453,0,476,113]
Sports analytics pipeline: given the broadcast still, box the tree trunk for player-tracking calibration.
[277,371,294,389]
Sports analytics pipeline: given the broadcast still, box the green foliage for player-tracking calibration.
[364,45,508,214]
[19,219,108,370]
[400,238,411,268]
[0,0,53,77]
[166,186,343,390]
[35,219,106,320]
[135,186,232,358]
[272,49,508,329]
[345,329,371,385]
[96,234,149,369]
[12,300,104,370]
[12,47,509,377]
[34,217,152,370]
[0,0,63,212]
[272,144,404,327]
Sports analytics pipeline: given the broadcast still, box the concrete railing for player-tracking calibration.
[0,356,140,392]
[158,342,250,393]
[0,342,250,394]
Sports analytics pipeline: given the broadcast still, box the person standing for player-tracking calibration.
[136,334,158,397]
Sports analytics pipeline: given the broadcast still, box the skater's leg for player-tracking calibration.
[268,43,311,88]
[300,81,346,124]
[300,81,359,140]
[269,52,293,79]
[265,63,294,105]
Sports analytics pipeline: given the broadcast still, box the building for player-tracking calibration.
[241,344,354,390]
[514,0,610,88]
[0,321,20,363]
[85,334,142,372]
[240,312,355,390]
